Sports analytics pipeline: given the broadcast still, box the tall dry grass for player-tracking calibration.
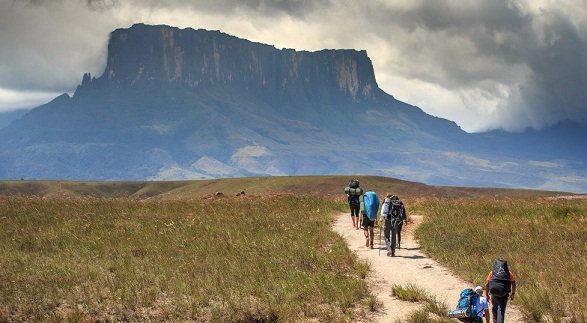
[412,197,587,322]
[0,195,369,322]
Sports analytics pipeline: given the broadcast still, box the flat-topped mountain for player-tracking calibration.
[0,24,585,193]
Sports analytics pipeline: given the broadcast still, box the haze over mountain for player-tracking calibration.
[0,24,585,193]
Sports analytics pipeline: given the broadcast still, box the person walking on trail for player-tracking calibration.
[344,179,363,229]
[360,190,380,249]
[381,195,406,256]
[485,259,517,323]
[390,195,407,249]
[475,285,491,323]
[380,194,395,256]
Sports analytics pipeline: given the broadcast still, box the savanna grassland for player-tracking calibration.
[413,197,587,322]
[1,176,585,322]
[1,194,372,322]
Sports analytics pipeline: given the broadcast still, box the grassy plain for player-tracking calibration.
[413,197,587,322]
[1,176,585,322]
[1,194,371,322]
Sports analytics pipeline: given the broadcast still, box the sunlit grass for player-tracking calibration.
[0,195,369,322]
[413,197,587,322]
[392,283,451,323]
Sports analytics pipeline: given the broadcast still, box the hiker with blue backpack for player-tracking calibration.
[447,286,490,323]
[485,259,517,323]
[360,190,380,249]
[475,286,491,323]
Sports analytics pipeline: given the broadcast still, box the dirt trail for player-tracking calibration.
[333,213,525,322]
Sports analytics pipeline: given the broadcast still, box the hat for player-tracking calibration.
[474,286,483,295]
[386,193,392,198]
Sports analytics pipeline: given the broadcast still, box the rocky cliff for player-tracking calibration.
[79,24,382,105]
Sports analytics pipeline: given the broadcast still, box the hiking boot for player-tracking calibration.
[370,242,374,249]
[397,243,401,249]
[386,250,392,257]
[365,238,370,247]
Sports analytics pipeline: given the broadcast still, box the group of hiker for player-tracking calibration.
[449,260,517,323]
[344,179,407,257]
[345,179,517,323]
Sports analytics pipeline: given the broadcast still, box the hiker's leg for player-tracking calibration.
[390,222,397,256]
[490,295,497,323]
[369,225,374,248]
[490,295,502,323]
[362,216,370,246]
[396,220,403,248]
[350,204,357,228]
[496,295,508,323]
[384,220,391,249]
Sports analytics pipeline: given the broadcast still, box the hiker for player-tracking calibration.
[381,195,406,256]
[448,286,490,322]
[344,179,363,229]
[380,194,396,256]
[475,285,491,323]
[390,195,407,249]
[360,190,380,249]
[485,259,516,323]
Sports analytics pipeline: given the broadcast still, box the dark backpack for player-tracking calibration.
[348,195,360,205]
[390,200,403,219]
[448,288,481,322]
[488,259,512,297]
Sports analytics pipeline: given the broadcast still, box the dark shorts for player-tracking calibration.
[362,216,375,228]
[349,203,360,217]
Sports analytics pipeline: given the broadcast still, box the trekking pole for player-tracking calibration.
[378,219,382,256]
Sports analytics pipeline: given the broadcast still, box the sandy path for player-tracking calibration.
[333,213,525,322]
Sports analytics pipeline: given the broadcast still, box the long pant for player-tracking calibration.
[384,218,401,254]
[490,294,509,323]
[396,220,403,247]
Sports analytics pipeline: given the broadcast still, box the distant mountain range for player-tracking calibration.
[1,23,585,193]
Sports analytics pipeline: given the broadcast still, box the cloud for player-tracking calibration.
[1,0,586,132]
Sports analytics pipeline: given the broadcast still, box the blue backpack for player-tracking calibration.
[448,288,481,322]
[361,191,380,220]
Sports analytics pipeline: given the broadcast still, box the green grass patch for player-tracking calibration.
[413,197,587,322]
[0,195,366,322]
[392,283,451,323]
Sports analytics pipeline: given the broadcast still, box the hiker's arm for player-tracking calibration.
[510,280,516,300]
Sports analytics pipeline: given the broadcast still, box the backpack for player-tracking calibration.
[487,259,512,297]
[390,200,404,219]
[380,198,390,218]
[360,191,380,220]
[349,179,360,189]
[347,194,360,205]
[344,186,363,196]
[448,288,481,322]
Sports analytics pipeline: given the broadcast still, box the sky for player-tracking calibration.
[1,0,586,133]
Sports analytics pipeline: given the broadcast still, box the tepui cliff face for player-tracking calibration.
[82,23,380,104]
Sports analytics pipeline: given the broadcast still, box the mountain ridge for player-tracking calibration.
[0,24,585,193]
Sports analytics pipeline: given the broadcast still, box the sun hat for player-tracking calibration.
[474,286,483,295]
